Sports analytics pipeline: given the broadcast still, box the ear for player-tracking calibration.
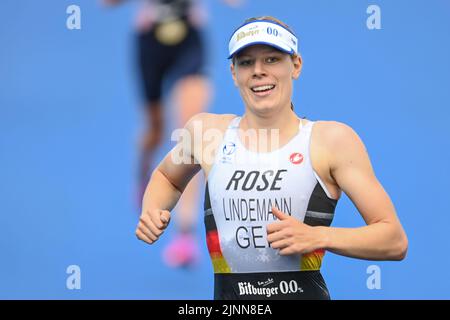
[230,62,238,87]
[291,54,302,80]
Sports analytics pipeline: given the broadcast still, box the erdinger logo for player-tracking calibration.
[289,152,303,165]
[223,142,236,155]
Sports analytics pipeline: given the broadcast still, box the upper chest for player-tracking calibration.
[199,118,340,200]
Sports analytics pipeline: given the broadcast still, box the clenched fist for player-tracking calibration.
[136,209,171,244]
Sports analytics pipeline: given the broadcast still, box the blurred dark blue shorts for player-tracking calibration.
[137,20,206,105]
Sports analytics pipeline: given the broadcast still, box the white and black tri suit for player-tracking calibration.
[204,116,338,300]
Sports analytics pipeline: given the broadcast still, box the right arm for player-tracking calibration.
[135,115,203,245]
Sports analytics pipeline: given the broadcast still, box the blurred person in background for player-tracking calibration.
[103,0,241,268]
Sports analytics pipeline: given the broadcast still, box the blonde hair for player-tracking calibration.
[243,16,295,34]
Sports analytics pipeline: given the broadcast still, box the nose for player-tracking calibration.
[252,59,267,78]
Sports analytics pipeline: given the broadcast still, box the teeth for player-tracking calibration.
[252,85,275,92]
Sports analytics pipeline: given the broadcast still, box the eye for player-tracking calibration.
[238,59,253,66]
[265,56,279,63]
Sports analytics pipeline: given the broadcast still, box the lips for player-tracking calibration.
[250,84,276,97]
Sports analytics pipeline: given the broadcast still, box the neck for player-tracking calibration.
[241,103,299,131]
[239,104,301,153]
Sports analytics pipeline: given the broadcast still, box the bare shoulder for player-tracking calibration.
[312,120,365,151]
[184,113,237,174]
[313,120,373,176]
[185,112,237,133]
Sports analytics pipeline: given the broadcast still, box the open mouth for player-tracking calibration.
[250,84,276,96]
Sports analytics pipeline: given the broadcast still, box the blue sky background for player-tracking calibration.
[1,0,449,299]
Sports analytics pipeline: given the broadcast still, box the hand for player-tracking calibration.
[266,206,325,255]
[136,209,171,244]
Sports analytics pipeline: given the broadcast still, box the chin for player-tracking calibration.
[250,104,271,113]
[252,102,279,113]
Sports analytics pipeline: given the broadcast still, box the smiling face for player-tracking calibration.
[230,45,302,115]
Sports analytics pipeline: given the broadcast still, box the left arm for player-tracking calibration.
[267,122,408,261]
[323,122,408,260]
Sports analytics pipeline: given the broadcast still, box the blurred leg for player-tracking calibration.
[173,75,211,232]
[162,75,211,268]
[138,101,164,202]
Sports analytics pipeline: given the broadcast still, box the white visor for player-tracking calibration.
[228,20,298,59]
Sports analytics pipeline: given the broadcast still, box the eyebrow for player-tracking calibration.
[236,49,281,58]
